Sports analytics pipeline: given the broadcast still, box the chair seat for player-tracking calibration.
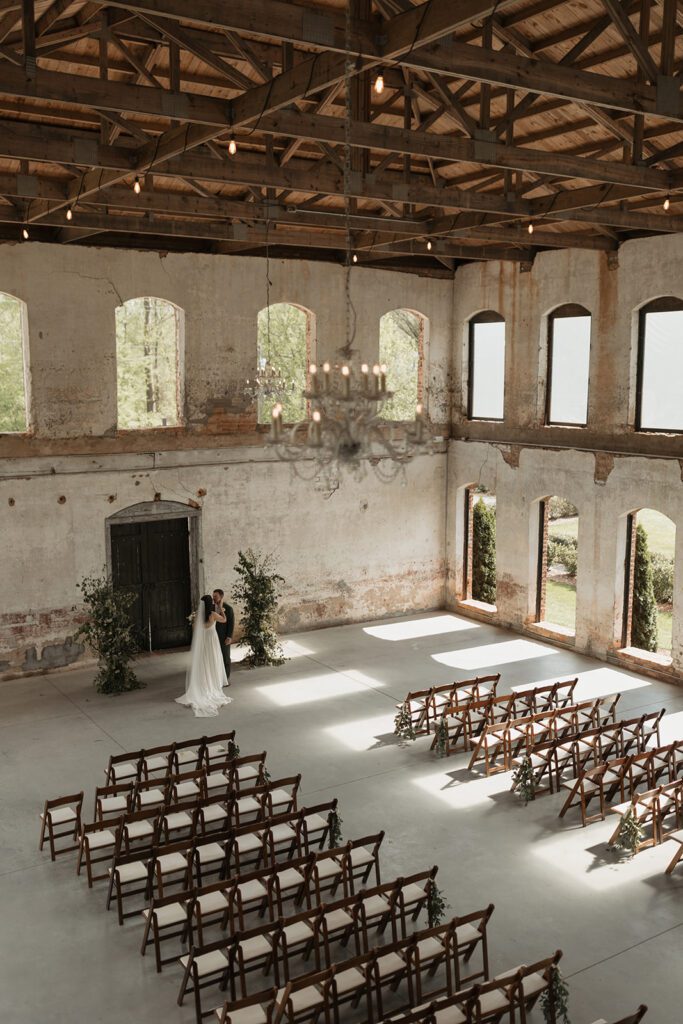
[214,1003,267,1024]
[206,743,230,759]
[349,847,374,867]
[237,796,262,815]
[362,894,391,918]
[157,852,188,874]
[316,858,343,879]
[86,829,115,850]
[376,951,406,977]
[126,820,154,840]
[268,789,293,809]
[143,901,187,927]
[477,989,511,1015]
[42,807,77,825]
[206,772,229,789]
[495,967,546,998]
[401,882,427,905]
[238,879,267,902]
[197,890,229,914]
[176,748,200,765]
[145,755,169,773]
[112,763,138,781]
[282,920,313,945]
[277,868,305,890]
[236,832,264,852]
[175,782,200,800]
[165,812,192,831]
[139,789,165,807]
[324,908,353,933]
[455,923,481,947]
[304,813,328,832]
[334,966,365,995]
[417,936,445,960]
[180,949,228,977]
[197,842,225,864]
[111,861,148,883]
[202,802,228,823]
[240,934,273,960]
[237,765,260,780]
[100,796,128,813]
[279,984,323,1014]
[268,823,297,843]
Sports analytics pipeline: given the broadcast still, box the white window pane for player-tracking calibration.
[548,315,591,425]
[640,310,683,430]
[470,321,505,420]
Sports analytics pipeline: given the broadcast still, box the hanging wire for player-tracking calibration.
[343,0,357,360]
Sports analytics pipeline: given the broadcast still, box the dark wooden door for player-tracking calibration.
[110,517,192,650]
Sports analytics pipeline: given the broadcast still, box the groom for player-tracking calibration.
[212,589,235,684]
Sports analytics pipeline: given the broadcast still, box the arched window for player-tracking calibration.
[535,497,578,634]
[257,302,313,424]
[621,508,675,658]
[116,297,183,430]
[0,291,29,433]
[546,304,591,426]
[378,309,425,420]
[636,297,683,431]
[468,311,505,421]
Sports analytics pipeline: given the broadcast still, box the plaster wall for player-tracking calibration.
[0,243,451,677]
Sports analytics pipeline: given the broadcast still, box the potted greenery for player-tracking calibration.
[435,715,449,757]
[232,549,287,667]
[76,572,143,695]
[613,808,644,858]
[394,705,417,743]
[541,965,571,1024]
[512,755,536,805]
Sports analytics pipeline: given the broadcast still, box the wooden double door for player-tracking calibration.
[110,517,193,650]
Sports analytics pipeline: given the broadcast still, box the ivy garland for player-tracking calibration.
[512,755,536,805]
[435,716,449,758]
[229,740,240,758]
[394,705,417,743]
[328,810,344,849]
[427,881,450,927]
[613,808,644,858]
[540,965,571,1024]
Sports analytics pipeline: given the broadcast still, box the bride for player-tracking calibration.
[176,595,232,718]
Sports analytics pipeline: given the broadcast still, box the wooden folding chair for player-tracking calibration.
[38,791,83,861]
[140,885,195,972]
[77,816,121,886]
[202,731,238,771]
[94,781,134,822]
[105,749,144,785]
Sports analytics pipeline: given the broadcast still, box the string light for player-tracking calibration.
[133,176,141,194]
[373,72,385,95]
[427,240,432,251]
[352,253,358,263]
[663,194,670,211]
[65,206,73,221]
[21,226,29,240]
[228,136,237,156]
[527,222,534,235]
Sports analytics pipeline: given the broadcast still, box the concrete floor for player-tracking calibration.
[1,611,682,1023]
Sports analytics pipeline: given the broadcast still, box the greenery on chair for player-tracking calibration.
[75,572,143,695]
[328,810,343,848]
[427,881,450,927]
[541,965,571,1024]
[232,548,286,667]
[229,739,240,758]
[631,524,658,653]
[613,809,644,858]
[512,755,536,805]
[472,498,496,604]
[394,705,417,743]
[435,715,449,758]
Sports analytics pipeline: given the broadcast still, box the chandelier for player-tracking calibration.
[242,360,296,405]
[266,3,432,486]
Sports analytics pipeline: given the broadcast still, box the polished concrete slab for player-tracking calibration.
[1,612,681,1023]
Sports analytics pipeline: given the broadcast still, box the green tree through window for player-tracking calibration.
[0,292,28,433]
[379,309,423,421]
[116,297,182,429]
[257,303,311,424]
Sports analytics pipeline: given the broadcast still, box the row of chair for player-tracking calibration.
[105,730,239,783]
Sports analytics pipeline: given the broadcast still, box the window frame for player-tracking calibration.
[545,303,591,428]
[635,296,683,434]
[467,310,506,422]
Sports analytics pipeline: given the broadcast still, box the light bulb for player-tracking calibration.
[352,253,358,263]
[427,240,432,251]
[66,206,73,221]
[372,364,380,375]
[341,365,350,376]
[664,195,670,211]
[380,363,387,373]
[272,403,282,417]
[527,222,534,235]
[322,362,330,372]
[361,363,369,373]
[22,226,29,240]
[309,363,317,374]
[228,136,237,156]
[133,176,141,194]
[374,72,384,95]
[416,403,423,415]
[313,410,321,422]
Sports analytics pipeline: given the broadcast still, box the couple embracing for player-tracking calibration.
[176,589,235,718]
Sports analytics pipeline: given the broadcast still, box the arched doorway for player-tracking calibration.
[106,501,201,650]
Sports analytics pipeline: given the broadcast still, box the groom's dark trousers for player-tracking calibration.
[215,602,235,681]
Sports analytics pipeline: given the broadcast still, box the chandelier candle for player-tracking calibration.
[270,404,283,441]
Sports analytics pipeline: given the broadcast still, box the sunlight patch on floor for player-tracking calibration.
[412,768,507,809]
[324,713,398,751]
[511,666,650,700]
[256,671,384,706]
[432,639,558,671]
[531,827,673,891]
[364,615,480,642]
[658,709,683,743]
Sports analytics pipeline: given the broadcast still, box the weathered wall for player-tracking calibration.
[0,243,451,677]
[447,236,683,683]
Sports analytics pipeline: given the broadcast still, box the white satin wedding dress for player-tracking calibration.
[176,601,232,718]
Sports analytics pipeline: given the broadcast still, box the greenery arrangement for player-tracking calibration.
[434,715,449,758]
[548,497,577,521]
[472,497,497,604]
[540,966,571,1024]
[427,881,450,927]
[75,573,143,695]
[631,524,658,653]
[394,705,417,743]
[328,810,344,849]
[232,549,286,667]
[512,756,536,805]
[229,740,240,758]
[613,809,644,858]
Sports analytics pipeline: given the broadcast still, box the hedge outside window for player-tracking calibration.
[116,297,182,430]
[468,312,505,421]
[636,298,683,431]
[546,304,591,426]
[379,309,424,421]
[0,292,29,433]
